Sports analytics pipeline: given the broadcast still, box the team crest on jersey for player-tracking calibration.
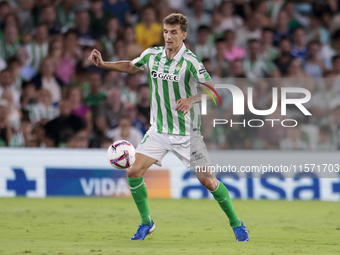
[175,64,181,72]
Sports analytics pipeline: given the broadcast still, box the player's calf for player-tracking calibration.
[196,166,219,191]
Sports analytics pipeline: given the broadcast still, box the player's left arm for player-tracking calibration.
[175,81,216,115]
[175,58,216,115]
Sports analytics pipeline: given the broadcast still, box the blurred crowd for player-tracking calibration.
[0,0,340,150]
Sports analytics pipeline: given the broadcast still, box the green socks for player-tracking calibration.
[128,177,239,228]
[127,176,152,225]
[210,181,242,228]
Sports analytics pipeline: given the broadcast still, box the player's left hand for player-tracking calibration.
[175,98,191,115]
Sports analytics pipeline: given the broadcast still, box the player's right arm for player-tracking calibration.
[88,49,140,74]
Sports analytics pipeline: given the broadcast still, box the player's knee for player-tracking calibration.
[126,164,144,178]
[198,177,219,191]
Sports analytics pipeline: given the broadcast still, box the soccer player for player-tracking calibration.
[89,13,249,242]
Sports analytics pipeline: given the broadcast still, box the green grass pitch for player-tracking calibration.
[0,198,339,255]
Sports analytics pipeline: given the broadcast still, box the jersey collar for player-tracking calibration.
[162,43,186,62]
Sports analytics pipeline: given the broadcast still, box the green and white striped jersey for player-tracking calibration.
[29,103,59,125]
[25,42,49,71]
[133,43,211,136]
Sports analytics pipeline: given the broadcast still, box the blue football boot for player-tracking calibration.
[130,220,155,240]
[233,221,249,242]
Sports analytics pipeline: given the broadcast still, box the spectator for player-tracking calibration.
[285,58,311,79]
[194,25,215,61]
[291,27,308,62]
[7,57,23,92]
[96,88,123,134]
[283,2,310,29]
[9,117,36,147]
[0,25,20,61]
[100,136,113,149]
[110,38,128,62]
[20,81,37,110]
[29,88,59,125]
[236,13,262,47]
[135,6,162,50]
[229,58,245,78]
[260,28,279,61]
[0,99,12,146]
[303,40,326,79]
[79,46,98,73]
[257,106,287,150]
[33,122,54,148]
[40,5,63,35]
[55,0,76,31]
[15,47,35,81]
[243,39,279,80]
[252,0,273,28]
[280,125,308,150]
[273,10,291,46]
[274,52,292,77]
[306,16,330,45]
[218,1,243,32]
[76,10,100,47]
[330,56,340,93]
[329,106,340,146]
[136,84,150,129]
[211,38,229,78]
[2,13,21,32]
[321,30,340,70]
[4,0,34,33]
[30,57,64,104]
[70,68,90,97]
[84,71,106,120]
[89,0,113,35]
[67,87,92,133]
[49,38,76,84]
[273,38,292,76]
[44,99,86,147]
[122,102,146,135]
[106,115,142,148]
[64,29,81,65]
[102,70,124,92]
[0,1,10,29]
[1,90,21,131]
[73,129,89,148]
[101,17,120,59]
[0,68,20,108]
[210,10,223,36]
[317,125,336,151]
[25,23,49,71]
[223,30,246,62]
[103,0,131,27]
[58,128,76,148]
[156,0,174,24]
[124,26,143,60]
[186,0,211,43]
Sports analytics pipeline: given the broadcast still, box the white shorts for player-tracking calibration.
[136,125,211,169]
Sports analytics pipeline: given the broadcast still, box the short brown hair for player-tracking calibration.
[163,13,188,32]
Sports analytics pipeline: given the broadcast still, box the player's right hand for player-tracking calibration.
[88,49,104,67]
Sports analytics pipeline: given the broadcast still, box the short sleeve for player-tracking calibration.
[132,48,154,71]
[188,56,212,83]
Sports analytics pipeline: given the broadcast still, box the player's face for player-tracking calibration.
[163,24,187,51]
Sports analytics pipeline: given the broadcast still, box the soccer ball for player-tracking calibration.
[107,140,136,169]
